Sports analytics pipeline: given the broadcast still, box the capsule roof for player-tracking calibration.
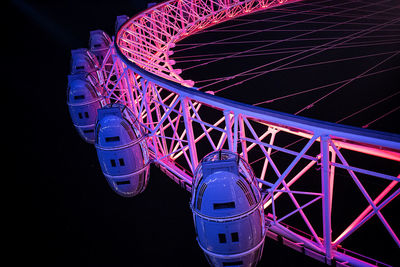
[89,30,111,51]
[192,150,261,219]
[193,150,258,190]
[70,48,99,74]
[96,105,142,148]
[67,74,101,105]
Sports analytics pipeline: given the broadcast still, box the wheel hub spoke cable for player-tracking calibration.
[174,0,361,54]
[253,65,400,106]
[207,17,400,94]
[362,106,400,128]
[294,51,399,115]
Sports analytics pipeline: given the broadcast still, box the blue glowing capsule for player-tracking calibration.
[89,30,112,64]
[115,15,129,33]
[70,48,99,75]
[191,150,266,267]
[95,104,150,197]
[67,73,104,143]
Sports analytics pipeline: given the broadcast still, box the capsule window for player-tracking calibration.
[105,136,120,142]
[231,232,239,242]
[78,112,83,119]
[120,121,136,140]
[110,159,116,167]
[213,201,235,210]
[74,95,85,100]
[218,233,227,243]
[83,129,94,133]
[84,112,89,118]
[119,158,125,166]
[222,261,243,266]
[116,180,130,185]
[76,66,84,70]
[94,44,102,48]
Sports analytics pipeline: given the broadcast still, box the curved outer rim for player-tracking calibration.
[109,2,400,265]
[114,1,400,154]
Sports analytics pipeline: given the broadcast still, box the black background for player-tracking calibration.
[8,0,397,266]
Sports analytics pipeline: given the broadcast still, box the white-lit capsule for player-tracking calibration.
[70,48,99,75]
[89,30,112,64]
[115,15,129,33]
[95,104,150,197]
[191,150,266,267]
[67,73,103,143]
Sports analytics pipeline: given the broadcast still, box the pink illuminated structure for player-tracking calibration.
[68,0,400,266]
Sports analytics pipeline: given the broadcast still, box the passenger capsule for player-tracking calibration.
[67,73,104,143]
[95,104,150,197]
[115,15,129,33]
[89,30,112,64]
[70,48,99,75]
[191,150,266,267]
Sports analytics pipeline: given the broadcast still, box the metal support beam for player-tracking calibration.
[182,97,198,172]
[320,135,332,264]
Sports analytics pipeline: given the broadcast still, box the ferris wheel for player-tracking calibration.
[67,0,400,266]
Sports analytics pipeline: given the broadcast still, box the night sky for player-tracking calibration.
[9,0,398,266]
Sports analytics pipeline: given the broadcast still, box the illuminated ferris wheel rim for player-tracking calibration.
[114,0,400,156]
[65,1,400,265]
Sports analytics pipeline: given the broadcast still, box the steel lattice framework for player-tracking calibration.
[90,0,400,266]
